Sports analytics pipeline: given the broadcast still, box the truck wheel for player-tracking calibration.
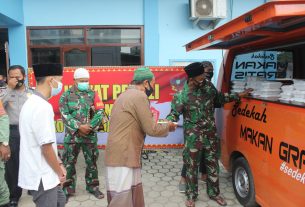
[232,157,258,207]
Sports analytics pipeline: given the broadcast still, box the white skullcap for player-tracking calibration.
[74,68,90,79]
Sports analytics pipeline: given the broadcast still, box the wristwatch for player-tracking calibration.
[1,142,9,146]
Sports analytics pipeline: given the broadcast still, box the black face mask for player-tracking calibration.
[0,80,6,87]
[205,72,214,80]
[15,79,24,89]
[145,81,154,97]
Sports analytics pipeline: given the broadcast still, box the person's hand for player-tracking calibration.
[238,88,253,97]
[78,124,92,135]
[0,144,11,162]
[58,165,66,185]
[60,163,67,177]
[168,121,178,132]
[7,78,18,89]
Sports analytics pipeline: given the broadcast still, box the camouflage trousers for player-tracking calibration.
[0,165,9,206]
[183,127,220,200]
[62,142,99,195]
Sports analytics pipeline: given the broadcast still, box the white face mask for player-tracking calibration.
[50,79,63,97]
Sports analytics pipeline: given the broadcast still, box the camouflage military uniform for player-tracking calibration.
[167,80,239,200]
[59,86,107,195]
[0,100,9,206]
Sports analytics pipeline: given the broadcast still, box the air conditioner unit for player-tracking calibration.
[189,0,227,20]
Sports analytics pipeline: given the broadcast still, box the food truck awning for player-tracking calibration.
[185,1,305,53]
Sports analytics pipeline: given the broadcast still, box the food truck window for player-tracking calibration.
[230,51,293,81]
[229,49,305,106]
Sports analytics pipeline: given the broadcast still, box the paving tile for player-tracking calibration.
[160,190,174,197]
[224,192,236,199]
[79,200,95,206]
[156,196,170,204]
[154,173,166,178]
[148,203,163,207]
[148,191,161,199]
[158,168,170,173]
[66,200,81,207]
[165,203,180,207]
[152,185,165,192]
[161,176,173,182]
[152,165,163,170]
[74,194,90,202]
[165,185,177,191]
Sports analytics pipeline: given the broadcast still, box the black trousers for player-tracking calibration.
[181,151,207,177]
[5,125,22,201]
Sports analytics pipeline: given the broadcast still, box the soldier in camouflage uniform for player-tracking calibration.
[167,62,251,207]
[59,68,108,201]
[0,99,10,207]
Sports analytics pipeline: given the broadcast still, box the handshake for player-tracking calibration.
[157,119,178,132]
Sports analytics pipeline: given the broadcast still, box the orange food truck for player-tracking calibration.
[186,1,305,207]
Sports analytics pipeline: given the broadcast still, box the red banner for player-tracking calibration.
[28,66,187,148]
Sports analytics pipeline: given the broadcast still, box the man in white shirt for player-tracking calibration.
[19,63,66,207]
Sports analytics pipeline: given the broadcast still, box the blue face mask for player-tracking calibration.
[77,82,89,91]
[50,79,63,97]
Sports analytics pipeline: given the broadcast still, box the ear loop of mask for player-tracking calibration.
[193,78,203,86]
[145,80,154,97]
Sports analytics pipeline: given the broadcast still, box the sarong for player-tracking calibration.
[106,167,144,207]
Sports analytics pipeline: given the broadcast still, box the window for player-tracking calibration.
[91,46,140,66]
[87,28,140,44]
[31,48,60,65]
[30,29,84,45]
[231,51,293,81]
[64,49,87,67]
[27,26,143,67]
[229,49,305,105]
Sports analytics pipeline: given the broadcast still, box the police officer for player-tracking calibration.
[167,62,251,207]
[2,65,33,207]
[0,99,10,207]
[59,68,108,201]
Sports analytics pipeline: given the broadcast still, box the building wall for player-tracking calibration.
[23,0,143,26]
[1,0,266,81]
[0,0,23,25]
[8,25,27,68]
[0,0,27,67]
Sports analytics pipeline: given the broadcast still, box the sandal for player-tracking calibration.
[91,189,105,199]
[185,199,195,207]
[210,195,227,206]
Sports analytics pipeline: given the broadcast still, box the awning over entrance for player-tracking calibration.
[185,1,305,53]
